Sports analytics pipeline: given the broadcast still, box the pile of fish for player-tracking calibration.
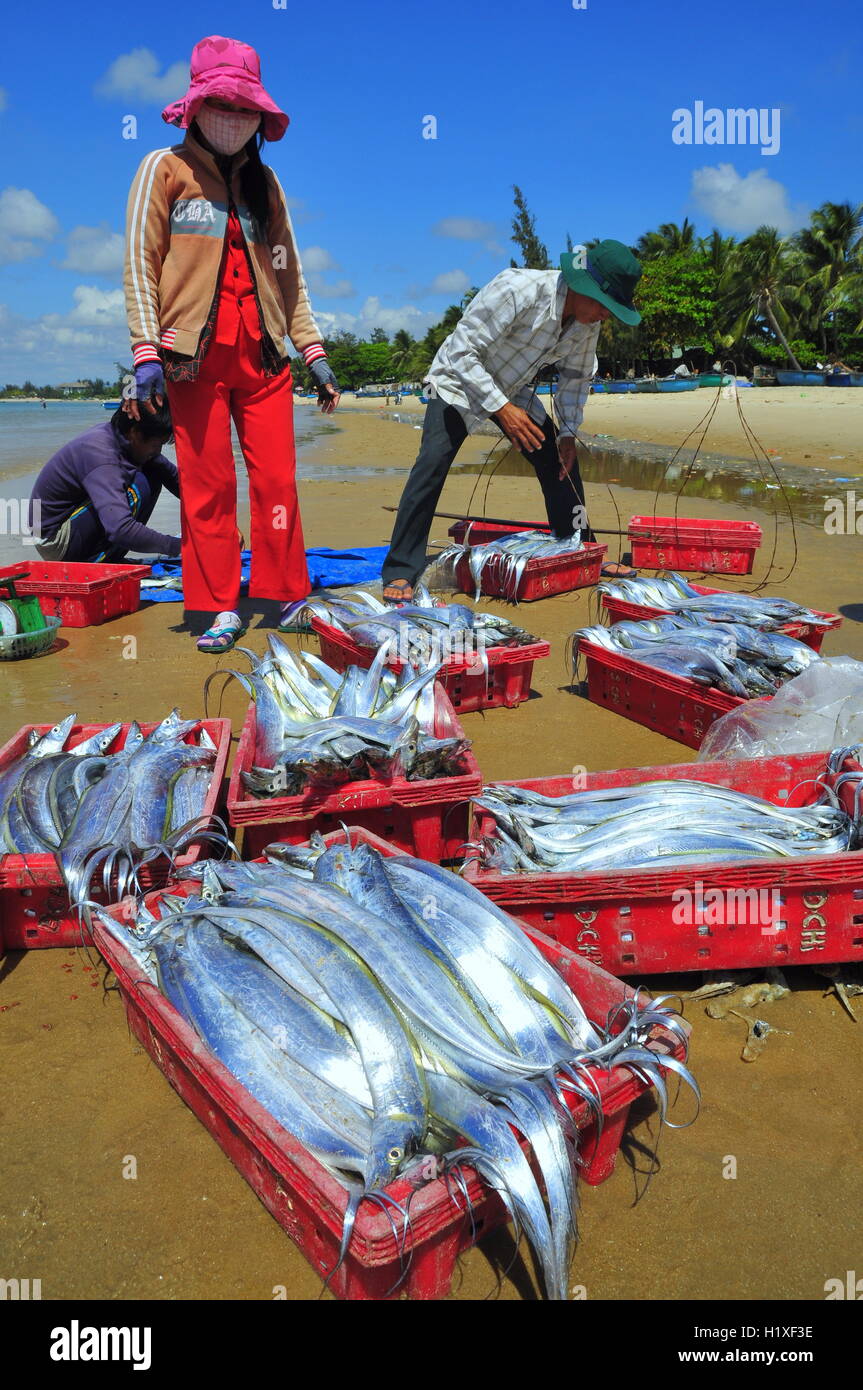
[573,614,819,697]
[213,638,471,797]
[97,838,696,1298]
[0,711,220,902]
[597,572,828,630]
[284,586,540,661]
[471,761,859,874]
[435,529,584,603]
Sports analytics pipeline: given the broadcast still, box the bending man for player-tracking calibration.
[381,239,642,603]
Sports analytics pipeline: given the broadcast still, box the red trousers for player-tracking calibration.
[167,323,310,610]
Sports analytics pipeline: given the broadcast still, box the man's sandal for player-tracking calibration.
[196,612,248,653]
[600,562,638,580]
[382,579,414,606]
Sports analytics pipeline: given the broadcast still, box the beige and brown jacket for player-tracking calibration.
[123,131,326,368]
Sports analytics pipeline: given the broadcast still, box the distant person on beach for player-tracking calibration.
[28,405,181,563]
[122,35,340,652]
[827,355,852,375]
[381,240,643,603]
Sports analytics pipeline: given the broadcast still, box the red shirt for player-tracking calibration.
[213,208,262,347]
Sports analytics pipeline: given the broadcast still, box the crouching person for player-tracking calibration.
[29,402,181,563]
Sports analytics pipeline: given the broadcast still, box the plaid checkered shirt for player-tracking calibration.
[425,269,600,437]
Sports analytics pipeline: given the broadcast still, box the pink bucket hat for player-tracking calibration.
[161,35,289,142]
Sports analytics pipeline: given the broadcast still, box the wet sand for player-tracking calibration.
[336,384,863,474]
[2,406,863,1301]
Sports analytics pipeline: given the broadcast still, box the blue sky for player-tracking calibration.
[0,0,858,382]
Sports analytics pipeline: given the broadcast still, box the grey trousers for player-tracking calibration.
[381,395,590,585]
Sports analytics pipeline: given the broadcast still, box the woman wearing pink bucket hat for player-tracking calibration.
[123,35,339,651]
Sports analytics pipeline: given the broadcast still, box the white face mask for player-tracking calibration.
[197,105,261,156]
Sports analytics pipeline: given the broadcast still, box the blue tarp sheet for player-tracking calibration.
[140,546,388,602]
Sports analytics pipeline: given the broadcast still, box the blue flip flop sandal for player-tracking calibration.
[382,579,414,607]
[196,613,248,653]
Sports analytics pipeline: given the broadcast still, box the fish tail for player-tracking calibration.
[321,1180,364,1294]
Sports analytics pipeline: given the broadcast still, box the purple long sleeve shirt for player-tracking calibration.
[29,420,182,557]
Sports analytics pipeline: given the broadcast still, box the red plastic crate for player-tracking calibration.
[0,560,151,627]
[627,517,763,574]
[601,584,841,653]
[465,752,863,976]
[0,718,232,951]
[91,826,687,1300]
[312,617,550,713]
[578,637,751,749]
[227,683,481,860]
[447,519,551,545]
[456,545,607,602]
[447,520,606,601]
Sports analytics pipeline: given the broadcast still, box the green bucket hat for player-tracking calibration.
[559,239,642,325]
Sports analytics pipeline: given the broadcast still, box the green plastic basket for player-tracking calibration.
[0,574,46,633]
[0,616,61,661]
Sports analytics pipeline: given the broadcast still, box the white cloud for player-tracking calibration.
[286,196,315,226]
[0,292,131,381]
[315,297,438,338]
[691,163,808,235]
[301,246,339,272]
[433,216,503,256]
[0,88,8,114]
[0,187,60,264]
[308,273,356,299]
[423,269,471,298]
[61,223,124,275]
[433,217,496,241]
[64,286,127,327]
[94,48,188,104]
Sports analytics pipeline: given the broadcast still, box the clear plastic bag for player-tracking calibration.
[697,656,863,761]
[417,546,463,593]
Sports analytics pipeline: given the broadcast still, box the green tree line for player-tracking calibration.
[289,194,862,388]
[1,367,129,400]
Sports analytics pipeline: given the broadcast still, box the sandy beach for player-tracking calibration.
[2,402,863,1302]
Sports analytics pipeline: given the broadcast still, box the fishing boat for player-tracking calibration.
[695,372,734,387]
[774,370,826,386]
[605,380,638,393]
[655,379,699,393]
[634,378,658,393]
[591,381,606,393]
[825,372,863,387]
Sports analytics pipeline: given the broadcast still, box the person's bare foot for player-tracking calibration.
[601,562,638,579]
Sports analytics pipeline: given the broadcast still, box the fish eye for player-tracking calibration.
[387,1146,403,1165]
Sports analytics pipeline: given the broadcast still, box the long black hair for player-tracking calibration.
[239,131,271,239]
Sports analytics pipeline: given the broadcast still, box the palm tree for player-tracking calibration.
[700,228,736,277]
[718,226,806,369]
[389,328,414,377]
[794,201,863,352]
[636,218,696,260]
